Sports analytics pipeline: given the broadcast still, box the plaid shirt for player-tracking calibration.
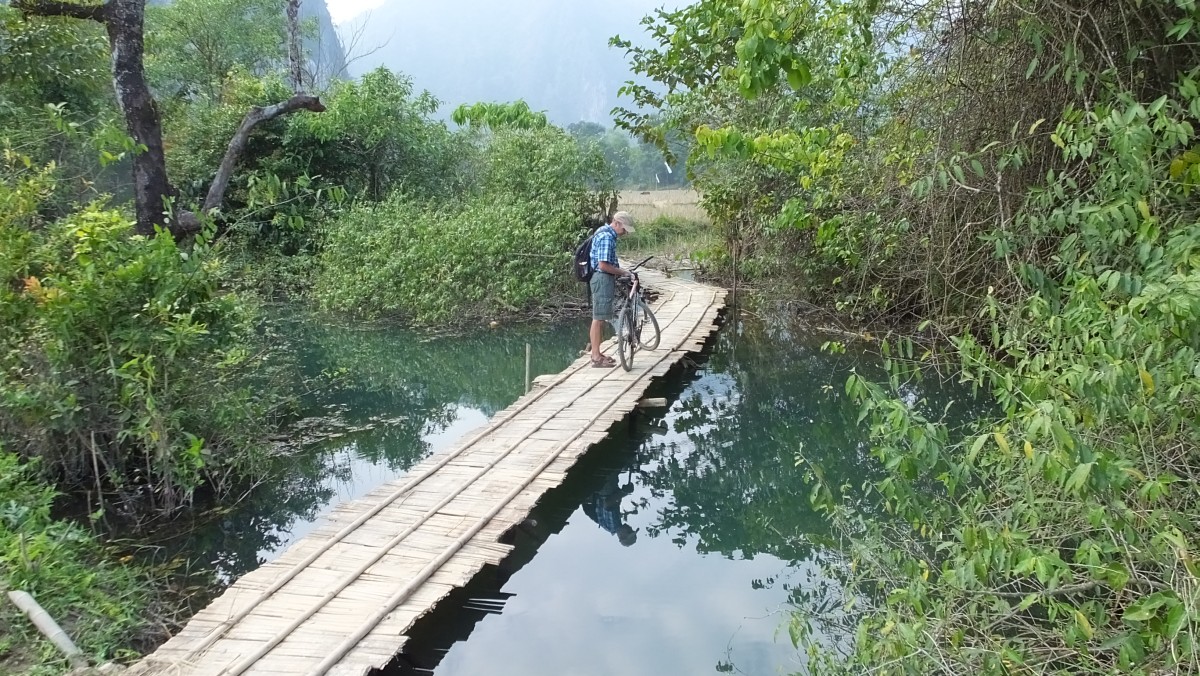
[589,225,618,271]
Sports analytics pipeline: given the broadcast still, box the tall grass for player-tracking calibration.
[621,214,719,265]
[618,189,709,226]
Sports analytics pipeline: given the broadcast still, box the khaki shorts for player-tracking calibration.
[590,272,615,321]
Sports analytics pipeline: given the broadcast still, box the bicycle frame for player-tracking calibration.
[613,256,661,372]
[615,256,652,345]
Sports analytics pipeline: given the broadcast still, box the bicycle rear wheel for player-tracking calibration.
[617,304,635,371]
[638,301,661,350]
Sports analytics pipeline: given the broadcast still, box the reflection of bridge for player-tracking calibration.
[128,269,725,676]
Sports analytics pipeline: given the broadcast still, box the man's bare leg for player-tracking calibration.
[590,319,605,361]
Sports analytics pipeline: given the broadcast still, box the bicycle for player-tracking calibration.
[614,256,662,372]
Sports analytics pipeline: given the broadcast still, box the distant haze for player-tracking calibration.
[330,0,682,124]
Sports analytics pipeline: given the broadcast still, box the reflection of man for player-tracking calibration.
[581,473,637,546]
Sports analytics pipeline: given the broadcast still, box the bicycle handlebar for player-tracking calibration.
[628,255,654,274]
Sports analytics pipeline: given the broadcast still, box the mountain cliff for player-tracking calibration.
[301,0,347,84]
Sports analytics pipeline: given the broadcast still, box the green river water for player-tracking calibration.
[159,308,967,675]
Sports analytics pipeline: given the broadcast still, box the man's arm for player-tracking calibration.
[598,261,628,277]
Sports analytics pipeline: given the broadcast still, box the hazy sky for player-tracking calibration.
[326,0,681,25]
[326,0,383,24]
[325,0,687,124]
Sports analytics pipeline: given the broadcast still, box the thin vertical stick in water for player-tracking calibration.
[524,343,531,394]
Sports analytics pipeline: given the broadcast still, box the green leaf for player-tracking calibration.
[1123,592,1177,622]
[785,60,812,90]
[1075,610,1094,639]
[967,434,988,464]
[1065,462,1094,494]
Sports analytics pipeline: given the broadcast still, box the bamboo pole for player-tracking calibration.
[524,343,531,394]
[7,590,88,668]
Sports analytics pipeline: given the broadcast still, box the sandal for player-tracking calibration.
[591,355,616,368]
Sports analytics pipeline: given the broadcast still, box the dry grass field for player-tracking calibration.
[617,188,709,225]
[616,189,717,266]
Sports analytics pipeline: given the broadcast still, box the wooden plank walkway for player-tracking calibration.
[128,269,725,676]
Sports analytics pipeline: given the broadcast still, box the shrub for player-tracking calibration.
[1,159,268,511]
[0,449,152,671]
[315,126,611,323]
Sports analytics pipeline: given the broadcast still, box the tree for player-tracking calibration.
[145,0,287,100]
[451,100,549,131]
[566,121,606,142]
[11,0,324,238]
[285,68,453,201]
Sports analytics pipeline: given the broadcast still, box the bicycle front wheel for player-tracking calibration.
[638,301,661,350]
[616,309,634,371]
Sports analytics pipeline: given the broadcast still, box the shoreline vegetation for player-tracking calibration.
[3,0,1198,673]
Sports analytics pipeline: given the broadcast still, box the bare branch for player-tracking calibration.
[203,95,325,209]
[12,0,108,22]
[336,12,391,77]
[171,94,325,236]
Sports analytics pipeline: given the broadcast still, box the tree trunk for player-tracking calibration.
[203,95,326,213]
[285,0,303,93]
[15,0,324,239]
[105,0,175,237]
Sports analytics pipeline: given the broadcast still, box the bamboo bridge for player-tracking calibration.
[128,269,726,675]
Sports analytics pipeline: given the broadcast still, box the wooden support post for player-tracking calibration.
[525,343,531,394]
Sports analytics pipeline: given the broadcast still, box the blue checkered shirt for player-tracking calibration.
[589,225,618,271]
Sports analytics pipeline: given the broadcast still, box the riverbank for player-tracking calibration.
[0,452,157,675]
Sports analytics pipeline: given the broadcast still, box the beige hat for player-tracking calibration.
[612,210,635,234]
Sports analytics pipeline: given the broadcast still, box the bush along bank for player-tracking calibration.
[315,125,614,325]
[0,450,156,674]
[617,0,1200,672]
[1,156,276,670]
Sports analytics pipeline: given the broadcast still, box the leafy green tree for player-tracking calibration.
[0,7,109,115]
[451,100,549,130]
[620,0,1200,672]
[11,0,324,237]
[0,7,128,214]
[566,121,606,142]
[146,0,287,101]
[622,0,1200,672]
[285,68,462,201]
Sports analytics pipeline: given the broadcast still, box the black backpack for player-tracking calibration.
[572,234,595,282]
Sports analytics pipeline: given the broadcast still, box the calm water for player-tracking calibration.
[385,314,889,676]
[162,308,966,674]
[159,316,585,580]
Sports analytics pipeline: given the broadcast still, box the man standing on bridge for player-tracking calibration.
[588,211,635,368]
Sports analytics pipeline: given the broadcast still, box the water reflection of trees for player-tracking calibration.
[614,314,991,668]
[631,317,884,564]
[287,317,584,467]
[285,316,585,414]
[159,315,585,584]
[385,314,974,676]
[632,315,987,565]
